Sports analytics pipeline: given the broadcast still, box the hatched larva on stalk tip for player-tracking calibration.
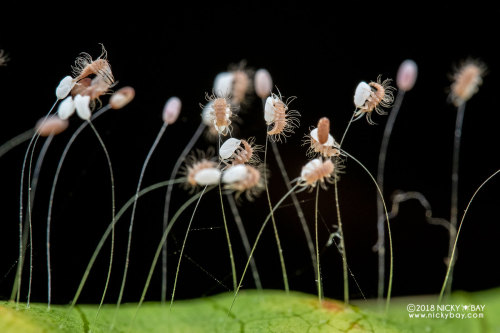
[304,117,341,159]
[223,164,264,200]
[220,137,262,166]
[264,92,300,142]
[317,117,330,145]
[449,60,485,106]
[72,44,114,87]
[353,76,395,125]
[300,158,339,190]
[202,93,235,136]
[182,150,220,189]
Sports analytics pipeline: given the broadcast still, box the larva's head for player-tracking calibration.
[450,60,486,106]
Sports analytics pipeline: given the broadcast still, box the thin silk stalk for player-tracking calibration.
[218,182,237,291]
[376,90,405,301]
[314,185,322,304]
[226,193,262,289]
[27,135,54,307]
[115,122,168,316]
[341,149,393,313]
[169,186,210,310]
[229,183,300,314]
[263,135,289,293]
[46,105,110,309]
[333,110,356,305]
[270,140,317,288]
[88,120,116,326]
[131,187,215,328]
[14,100,58,308]
[446,102,466,296]
[439,169,500,303]
[0,128,34,159]
[68,178,185,311]
[68,179,185,318]
[161,122,206,303]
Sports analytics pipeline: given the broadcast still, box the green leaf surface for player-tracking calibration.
[1,288,499,332]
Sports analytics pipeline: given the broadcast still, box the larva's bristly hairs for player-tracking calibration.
[72,44,114,86]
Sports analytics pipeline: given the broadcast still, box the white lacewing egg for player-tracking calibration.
[354,81,371,108]
[222,164,248,183]
[213,72,234,98]
[264,96,276,123]
[219,138,242,160]
[162,96,182,124]
[57,96,76,120]
[194,168,221,185]
[254,69,273,99]
[74,94,91,120]
[56,76,76,100]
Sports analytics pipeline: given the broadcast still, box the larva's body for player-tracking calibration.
[304,118,341,158]
[450,61,485,106]
[317,117,330,145]
[232,70,251,105]
[363,82,385,113]
[265,93,300,141]
[202,94,234,136]
[300,158,337,189]
[213,98,231,129]
[70,46,115,109]
[267,99,286,135]
[72,46,114,87]
[232,139,261,166]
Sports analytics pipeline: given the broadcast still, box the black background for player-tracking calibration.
[1,4,499,305]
